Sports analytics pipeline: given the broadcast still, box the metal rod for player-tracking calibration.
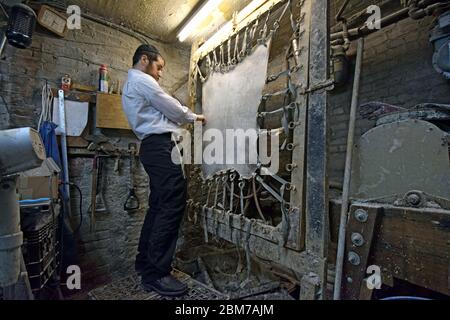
[330,8,410,42]
[0,3,8,20]
[331,0,397,33]
[58,90,71,216]
[336,0,350,22]
[0,34,6,57]
[256,175,283,203]
[334,37,365,301]
[252,175,267,222]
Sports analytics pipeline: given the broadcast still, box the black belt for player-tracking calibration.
[142,132,172,142]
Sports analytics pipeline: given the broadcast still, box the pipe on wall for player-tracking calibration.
[330,1,449,45]
[333,37,365,301]
[0,177,23,288]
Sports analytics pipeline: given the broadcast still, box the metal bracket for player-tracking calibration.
[341,204,382,300]
[299,79,335,95]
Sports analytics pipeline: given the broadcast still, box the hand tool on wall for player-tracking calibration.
[95,156,107,213]
[114,154,122,173]
[89,154,99,232]
[124,143,140,212]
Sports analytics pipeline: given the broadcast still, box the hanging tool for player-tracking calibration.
[124,143,140,212]
[114,153,122,173]
[95,156,107,213]
[89,154,99,232]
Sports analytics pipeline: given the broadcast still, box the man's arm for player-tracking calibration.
[136,79,197,125]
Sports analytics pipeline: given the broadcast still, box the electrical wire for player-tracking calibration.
[252,175,267,222]
[38,81,54,130]
[61,182,83,234]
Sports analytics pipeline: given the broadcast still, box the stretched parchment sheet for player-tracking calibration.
[201,40,272,179]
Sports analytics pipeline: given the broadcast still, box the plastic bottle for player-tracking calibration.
[99,64,109,93]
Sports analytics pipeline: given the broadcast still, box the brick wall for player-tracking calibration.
[0,13,191,291]
[328,15,450,183]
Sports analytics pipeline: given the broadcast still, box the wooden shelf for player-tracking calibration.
[96,93,131,130]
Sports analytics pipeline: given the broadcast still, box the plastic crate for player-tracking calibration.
[20,200,61,292]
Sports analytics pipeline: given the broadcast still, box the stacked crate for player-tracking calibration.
[20,200,61,293]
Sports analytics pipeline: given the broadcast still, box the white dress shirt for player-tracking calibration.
[122,69,197,140]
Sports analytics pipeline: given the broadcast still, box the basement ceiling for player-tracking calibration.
[67,0,253,44]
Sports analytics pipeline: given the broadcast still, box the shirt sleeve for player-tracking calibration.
[135,77,197,125]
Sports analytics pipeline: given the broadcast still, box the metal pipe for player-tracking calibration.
[333,37,365,301]
[58,90,71,217]
[330,7,410,42]
[409,2,450,19]
[256,175,283,203]
[331,0,397,33]
[331,1,449,44]
[0,177,23,288]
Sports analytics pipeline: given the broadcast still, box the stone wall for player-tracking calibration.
[328,8,450,183]
[0,11,191,291]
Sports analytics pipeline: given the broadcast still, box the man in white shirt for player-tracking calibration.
[122,44,205,297]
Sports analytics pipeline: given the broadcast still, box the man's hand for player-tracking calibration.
[196,114,207,125]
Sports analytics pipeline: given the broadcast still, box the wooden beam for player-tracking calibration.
[304,0,329,259]
[286,0,312,252]
[303,0,330,299]
[199,207,325,275]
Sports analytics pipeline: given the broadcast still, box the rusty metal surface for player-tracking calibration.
[88,269,228,300]
[350,119,450,200]
[376,108,450,127]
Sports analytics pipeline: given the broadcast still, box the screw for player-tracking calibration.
[407,193,421,206]
[348,251,361,266]
[351,233,365,247]
[354,209,368,223]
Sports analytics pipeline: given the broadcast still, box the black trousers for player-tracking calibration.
[136,132,186,281]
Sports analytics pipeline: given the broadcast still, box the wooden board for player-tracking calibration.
[96,93,131,130]
[330,201,450,296]
[372,205,450,296]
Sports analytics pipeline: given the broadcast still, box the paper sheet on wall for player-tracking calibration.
[52,99,89,137]
[201,40,272,179]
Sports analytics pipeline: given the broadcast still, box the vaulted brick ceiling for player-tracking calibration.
[68,0,252,44]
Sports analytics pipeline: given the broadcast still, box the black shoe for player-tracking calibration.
[142,275,188,297]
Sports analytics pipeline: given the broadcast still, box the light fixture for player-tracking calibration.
[177,0,224,42]
[199,0,266,49]
[195,0,273,58]
[6,4,37,49]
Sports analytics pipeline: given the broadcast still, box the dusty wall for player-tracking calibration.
[0,11,191,291]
